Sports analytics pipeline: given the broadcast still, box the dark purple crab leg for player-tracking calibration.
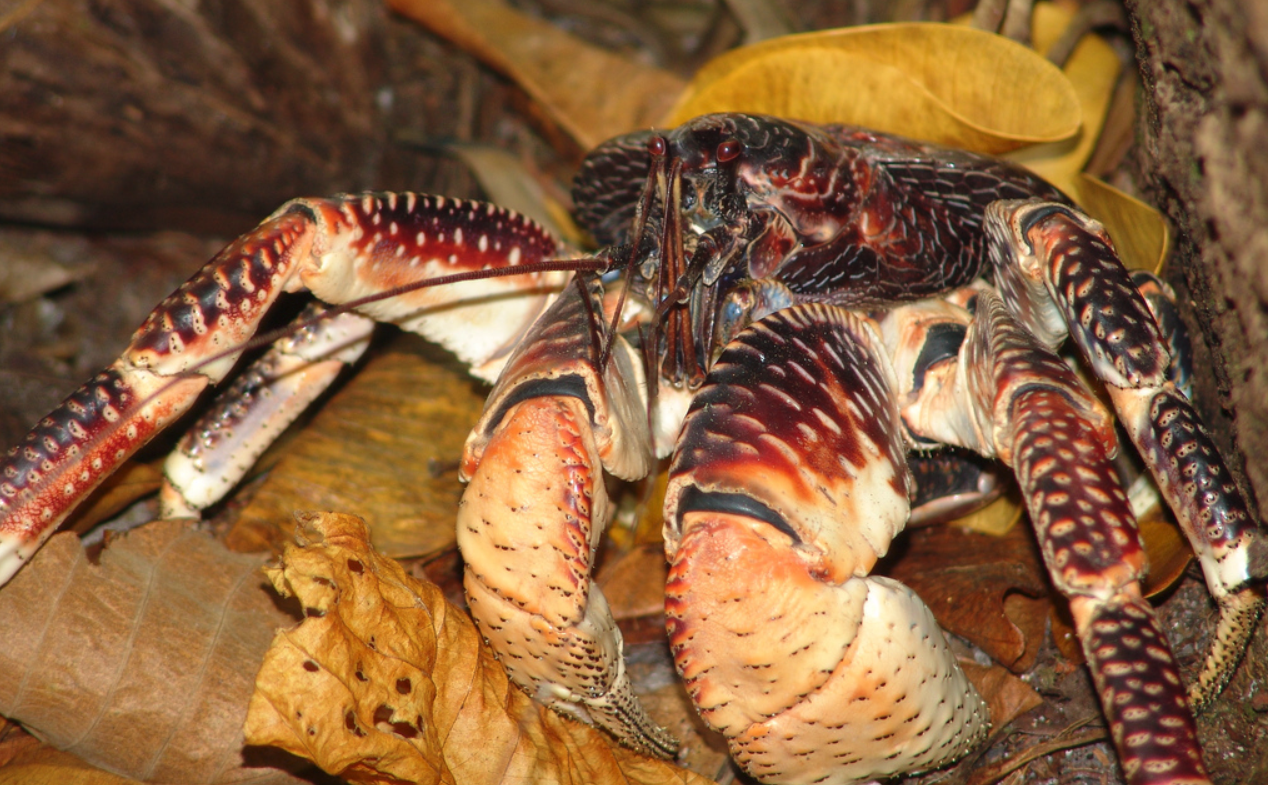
[987,200,1266,710]
[882,291,1209,785]
[0,193,569,584]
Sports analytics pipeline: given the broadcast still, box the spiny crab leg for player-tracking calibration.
[988,200,1266,710]
[159,303,375,519]
[883,291,1208,785]
[0,192,569,585]
[663,304,989,785]
[456,276,677,758]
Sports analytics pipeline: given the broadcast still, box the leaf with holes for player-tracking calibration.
[245,511,712,785]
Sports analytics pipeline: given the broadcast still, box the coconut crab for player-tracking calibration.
[0,112,1263,785]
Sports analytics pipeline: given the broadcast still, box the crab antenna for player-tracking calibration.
[180,255,606,382]
[572,272,605,369]
[95,254,607,448]
[599,137,669,373]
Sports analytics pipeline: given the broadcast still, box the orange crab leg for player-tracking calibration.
[456,277,676,758]
[0,192,569,584]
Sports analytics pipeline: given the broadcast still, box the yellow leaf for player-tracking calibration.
[665,24,1080,154]
[1001,3,1122,192]
[1072,173,1171,273]
[245,512,712,785]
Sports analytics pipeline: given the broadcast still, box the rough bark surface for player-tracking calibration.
[1126,3,1268,782]
[1126,0,1268,520]
[0,0,478,234]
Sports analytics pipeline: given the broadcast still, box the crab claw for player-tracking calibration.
[664,304,988,785]
[457,277,677,759]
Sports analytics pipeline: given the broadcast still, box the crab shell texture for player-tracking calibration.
[0,112,1262,785]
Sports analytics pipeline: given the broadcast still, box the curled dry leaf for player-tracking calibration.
[245,511,712,785]
[1001,2,1121,193]
[997,3,1169,272]
[0,521,309,785]
[1071,173,1170,274]
[665,23,1079,153]
[227,337,486,559]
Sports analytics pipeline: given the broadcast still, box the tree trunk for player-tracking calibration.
[1126,0,1268,522]
[1126,3,1268,781]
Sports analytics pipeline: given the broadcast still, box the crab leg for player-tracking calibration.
[456,276,677,758]
[160,304,375,519]
[883,291,1208,785]
[988,200,1266,709]
[663,304,989,785]
[0,192,568,585]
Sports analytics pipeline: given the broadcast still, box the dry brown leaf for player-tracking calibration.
[960,661,1045,735]
[1050,601,1084,664]
[63,461,163,535]
[596,543,669,621]
[386,0,685,151]
[0,521,310,784]
[228,336,485,559]
[0,743,143,785]
[887,523,1049,673]
[245,511,712,785]
[666,24,1079,153]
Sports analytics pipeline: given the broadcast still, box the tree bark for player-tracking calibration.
[1126,0,1268,521]
[1126,3,1268,780]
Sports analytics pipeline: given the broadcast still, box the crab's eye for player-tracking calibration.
[648,136,668,157]
[716,139,742,163]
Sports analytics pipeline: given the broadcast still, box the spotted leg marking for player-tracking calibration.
[0,192,569,585]
[664,304,989,785]
[456,278,676,758]
[884,291,1209,785]
[988,200,1266,710]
